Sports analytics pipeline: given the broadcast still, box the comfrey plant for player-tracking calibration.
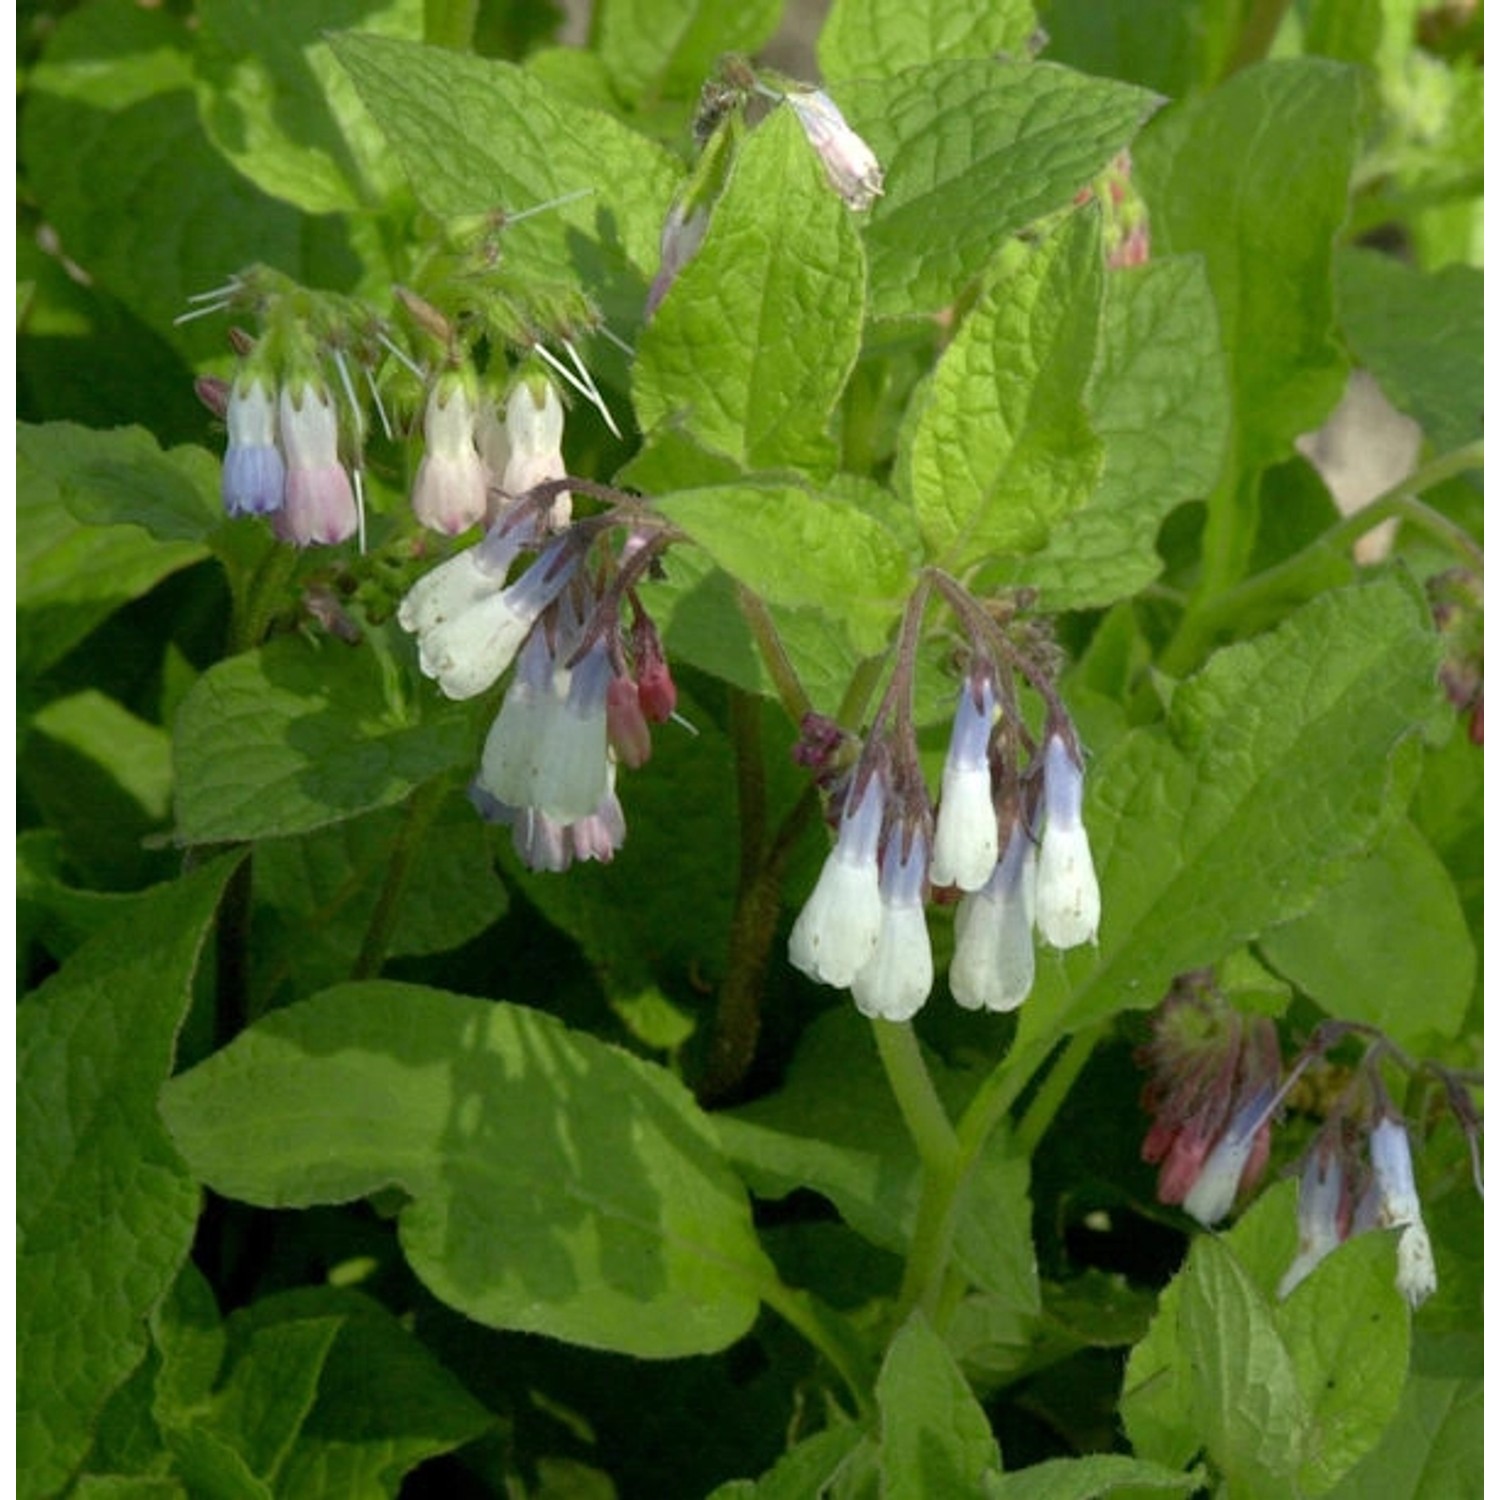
[19,10,1482,1499]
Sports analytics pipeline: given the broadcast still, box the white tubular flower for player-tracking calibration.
[276,380,358,546]
[1368,1116,1438,1309]
[477,626,560,810]
[1182,1086,1274,1227]
[930,675,999,891]
[851,827,934,1023]
[1035,731,1101,949]
[787,89,885,211]
[501,378,569,527]
[529,640,614,823]
[222,374,285,517]
[412,539,577,701]
[397,517,535,638]
[1278,1138,1349,1299]
[789,772,887,988]
[950,821,1037,1013]
[412,375,488,536]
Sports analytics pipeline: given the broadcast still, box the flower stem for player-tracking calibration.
[872,1020,959,1167]
[1160,441,1482,676]
[735,584,813,724]
[229,540,299,655]
[1013,1025,1105,1158]
[351,778,448,981]
[759,1278,876,1418]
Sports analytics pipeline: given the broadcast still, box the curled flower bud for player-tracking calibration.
[275,380,358,547]
[1035,730,1100,949]
[789,770,886,988]
[222,374,285,518]
[930,672,999,892]
[786,88,884,211]
[645,202,711,320]
[1182,1082,1276,1227]
[412,374,488,536]
[607,676,653,770]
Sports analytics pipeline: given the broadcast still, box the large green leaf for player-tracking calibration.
[721,1011,1039,1312]
[171,633,475,844]
[20,0,320,363]
[194,0,421,215]
[840,59,1158,318]
[596,0,783,105]
[634,107,866,476]
[992,1454,1199,1499]
[985,254,1230,610]
[18,423,212,680]
[1134,60,1362,481]
[899,209,1104,570]
[160,982,774,1357]
[819,0,1038,83]
[18,858,239,1499]
[876,1313,1002,1498]
[1257,819,1475,1053]
[1012,576,1440,1049]
[329,30,680,283]
[1177,1238,1308,1498]
[654,481,912,655]
[1335,247,1482,456]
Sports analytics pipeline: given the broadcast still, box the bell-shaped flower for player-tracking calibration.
[529,639,615,823]
[411,537,578,701]
[930,674,999,891]
[851,825,934,1023]
[476,624,561,808]
[1182,1083,1276,1227]
[275,379,358,546]
[500,377,569,527]
[786,89,884,211]
[221,374,285,517]
[412,374,488,535]
[1278,1132,1352,1299]
[950,820,1037,1012]
[397,514,534,640]
[1366,1115,1438,1308]
[567,765,628,865]
[1035,731,1101,949]
[789,771,887,988]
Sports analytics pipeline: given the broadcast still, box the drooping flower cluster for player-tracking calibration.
[1139,991,1479,1310]
[788,575,1100,1022]
[1139,980,1282,1226]
[397,474,679,873]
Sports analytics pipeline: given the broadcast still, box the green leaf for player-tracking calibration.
[1257,820,1475,1052]
[1134,59,1362,479]
[20,0,316,362]
[655,482,912,655]
[171,633,475,844]
[709,1426,866,1500]
[194,0,421,215]
[841,60,1159,318]
[1322,1332,1481,1500]
[985,254,1230,610]
[329,30,680,280]
[634,108,867,476]
[819,0,1038,82]
[992,1454,1199,1499]
[159,1288,493,1499]
[597,0,783,104]
[18,858,239,1499]
[876,1313,1002,1498]
[18,424,211,680]
[1177,1238,1308,1495]
[1278,1233,1409,1495]
[19,422,223,544]
[251,793,508,1001]
[1038,0,1239,99]
[1334,247,1482,455]
[900,209,1104,569]
[160,982,773,1357]
[721,1011,1039,1312]
[1014,577,1441,1047]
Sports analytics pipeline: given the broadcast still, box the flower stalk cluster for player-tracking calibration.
[1140,988,1481,1310]
[789,573,1100,1022]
